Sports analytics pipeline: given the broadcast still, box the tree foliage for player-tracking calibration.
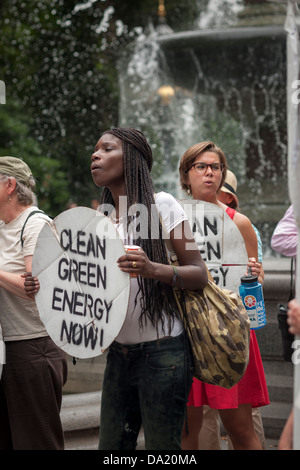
[0,0,200,215]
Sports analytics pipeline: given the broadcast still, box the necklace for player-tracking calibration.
[110,211,125,224]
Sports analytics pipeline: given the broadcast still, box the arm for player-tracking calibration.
[0,255,34,300]
[271,206,297,257]
[233,212,264,284]
[117,220,208,290]
[278,409,294,450]
[16,215,50,299]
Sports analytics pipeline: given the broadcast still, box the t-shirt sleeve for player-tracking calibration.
[22,216,52,257]
[271,206,298,257]
[155,192,187,234]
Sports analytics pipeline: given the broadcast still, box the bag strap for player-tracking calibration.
[156,199,213,284]
[20,210,46,248]
[288,257,295,301]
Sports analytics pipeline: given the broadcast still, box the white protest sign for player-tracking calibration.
[32,207,130,358]
[179,200,248,292]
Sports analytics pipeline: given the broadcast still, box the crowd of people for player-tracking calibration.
[0,128,298,450]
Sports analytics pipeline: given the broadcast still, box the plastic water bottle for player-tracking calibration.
[239,274,267,329]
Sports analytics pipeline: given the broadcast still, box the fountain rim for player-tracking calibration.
[156,25,286,47]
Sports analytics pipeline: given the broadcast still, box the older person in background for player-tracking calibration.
[0,156,67,450]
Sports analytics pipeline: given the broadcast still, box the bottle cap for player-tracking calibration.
[240,274,258,283]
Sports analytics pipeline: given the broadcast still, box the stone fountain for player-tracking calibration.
[119,0,289,255]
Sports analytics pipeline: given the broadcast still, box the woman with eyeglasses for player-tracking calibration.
[179,141,269,450]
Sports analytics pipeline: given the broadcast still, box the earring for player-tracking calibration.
[8,195,11,203]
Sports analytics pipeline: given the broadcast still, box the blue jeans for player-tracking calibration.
[99,333,193,450]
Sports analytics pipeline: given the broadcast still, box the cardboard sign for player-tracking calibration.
[179,200,248,292]
[32,207,130,358]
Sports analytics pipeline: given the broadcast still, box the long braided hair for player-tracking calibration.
[99,127,180,334]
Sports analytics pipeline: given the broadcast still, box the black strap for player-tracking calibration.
[223,182,237,195]
[288,257,295,302]
[20,210,45,248]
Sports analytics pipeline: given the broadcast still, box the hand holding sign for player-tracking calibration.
[32,207,130,358]
[22,271,40,299]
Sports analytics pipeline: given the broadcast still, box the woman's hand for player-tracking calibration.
[21,272,40,299]
[246,257,264,284]
[117,249,156,279]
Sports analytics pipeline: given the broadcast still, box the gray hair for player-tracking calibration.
[0,174,37,205]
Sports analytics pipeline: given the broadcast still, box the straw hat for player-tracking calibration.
[221,170,239,208]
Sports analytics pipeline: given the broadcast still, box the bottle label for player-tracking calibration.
[243,295,266,328]
[244,295,256,309]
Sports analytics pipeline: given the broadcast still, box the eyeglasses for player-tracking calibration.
[186,162,224,174]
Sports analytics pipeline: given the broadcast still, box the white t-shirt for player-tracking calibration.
[0,207,51,341]
[115,192,187,344]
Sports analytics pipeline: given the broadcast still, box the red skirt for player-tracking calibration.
[187,330,269,409]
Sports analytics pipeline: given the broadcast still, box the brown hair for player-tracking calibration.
[179,141,228,194]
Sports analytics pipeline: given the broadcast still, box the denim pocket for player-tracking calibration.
[144,350,179,372]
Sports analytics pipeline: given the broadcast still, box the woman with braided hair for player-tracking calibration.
[91,127,208,450]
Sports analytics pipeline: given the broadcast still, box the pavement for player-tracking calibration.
[61,390,280,451]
